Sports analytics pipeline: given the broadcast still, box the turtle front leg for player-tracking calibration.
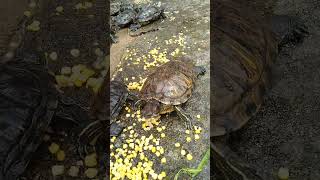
[174,106,194,130]
[127,91,140,110]
[210,140,264,180]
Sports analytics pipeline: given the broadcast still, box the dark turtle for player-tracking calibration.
[129,4,165,31]
[120,2,135,12]
[78,79,137,147]
[110,1,121,16]
[211,0,308,179]
[137,60,205,129]
[114,10,137,28]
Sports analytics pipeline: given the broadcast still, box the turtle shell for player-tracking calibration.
[136,5,163,25]
[114,9,136,27]
[140,60,196,105]
[0,59,58,179]
[211,0,278,136]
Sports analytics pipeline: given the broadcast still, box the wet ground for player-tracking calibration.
[222,0,320,179]
[110,0,210,179]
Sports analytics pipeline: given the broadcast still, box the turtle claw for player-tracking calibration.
[174,106,194,130]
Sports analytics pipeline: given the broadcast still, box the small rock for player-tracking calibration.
[51,165,64,176]
[85,168,98,178]
[278,167,289,180]
[68,166,79,177]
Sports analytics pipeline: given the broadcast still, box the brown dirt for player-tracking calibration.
[110,29,136,76]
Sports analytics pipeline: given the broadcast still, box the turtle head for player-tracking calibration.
[140,99,161,119]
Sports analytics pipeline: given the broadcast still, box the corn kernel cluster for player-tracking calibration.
[110,132,167,179]
[110,32,206,179]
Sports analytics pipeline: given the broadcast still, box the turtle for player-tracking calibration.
[78,79,138,148]
[136,60,206,129]
[113,2,138,29]
[129,4,165,32]
[211,0,309,179]
[114,10,137,28]
[110,1,121,16]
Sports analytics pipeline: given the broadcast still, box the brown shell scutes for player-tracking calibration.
[140,60,195,105]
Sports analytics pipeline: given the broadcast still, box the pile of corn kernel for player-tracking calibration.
[47,141,99,178]
[55,64,104,93]
[110,108,168,179]
[52,47,106,93]
[110,105,204,179]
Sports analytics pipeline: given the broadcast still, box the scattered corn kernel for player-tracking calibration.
[195,134,200,140]
[48,143,60,154]
[49,52,58,60]
[85,168,98,178]
[61,67,71,75]
[155,151,161,157]
[68,166,79,177]
[160,133,166,138]
[24,11,32,17]
[84,153,97,167]
[70,49,80,57]
[29,1,36,8]
[56,150,65,161]
[175,143,181,147]
[186,137,192,142]
[186,154,193,160]
[51,165,64,176]
[161,157,166,164]
[185,130,190,134]
[56,6,64,12]
[181,149,186,156]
